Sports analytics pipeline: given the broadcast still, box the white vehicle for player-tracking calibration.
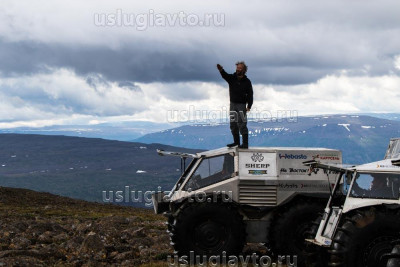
[152,146,342,263]
[305,154,400,266]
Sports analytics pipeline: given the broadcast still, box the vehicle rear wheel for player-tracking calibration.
[171,202,246,257]
[329,208,400,267]
[270,201,325,266]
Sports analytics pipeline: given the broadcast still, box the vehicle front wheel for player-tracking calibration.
[171,202,246,257]
[270,201,325,266]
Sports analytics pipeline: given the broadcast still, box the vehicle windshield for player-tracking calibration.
[173,158,197,191]
[183,154,235,191]
[342,171,353,195]
[350,172,400,199]
[326,171,351,207]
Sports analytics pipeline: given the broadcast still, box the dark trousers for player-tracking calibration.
[229,102,248,137]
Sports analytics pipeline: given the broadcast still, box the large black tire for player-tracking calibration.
[171,202,246,257]
[329,208,400,267]
[303,213,329,267]
[270,201,325,266]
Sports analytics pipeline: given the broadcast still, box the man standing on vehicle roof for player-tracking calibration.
[217,61,253,149]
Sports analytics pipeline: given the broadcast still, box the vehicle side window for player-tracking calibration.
[350,173,399,199]
[183,154,234,191]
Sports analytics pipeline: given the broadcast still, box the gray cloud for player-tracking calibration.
[155,82,210,101]
[1,0,400,128]
[0,34,398,87]
[117,81,142,91]
[0,39,219,83]
[0,67,148,120]
[1,1,400,87]
[86,73,111,91]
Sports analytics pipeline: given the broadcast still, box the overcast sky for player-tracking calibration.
[1,0,400,128]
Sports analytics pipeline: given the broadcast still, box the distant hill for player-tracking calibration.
[0,121,178,141]
[135,115,400,164]
[0,134,200,206]
[364,113,400,121]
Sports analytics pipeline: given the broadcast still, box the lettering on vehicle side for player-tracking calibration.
[278,182,329,190]
[377,164,400,168]
[280,167,312,175]
[245,163,270,168]
[278,153,307,160]
[242,152,275,176]
[312,154,340,161]
[278,183,298,189]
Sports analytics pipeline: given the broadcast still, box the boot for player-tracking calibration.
[239,134,249,149]
[227,133,240,147]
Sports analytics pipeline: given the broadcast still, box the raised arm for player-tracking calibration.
[217,64,232,83]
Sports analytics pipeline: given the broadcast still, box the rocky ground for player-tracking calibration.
[0,187,173,266]
[0,187,270,267]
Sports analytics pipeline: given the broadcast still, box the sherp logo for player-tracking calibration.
[279,153,307,160]
[251,153,264,162]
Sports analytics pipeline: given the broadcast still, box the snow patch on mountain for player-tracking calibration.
[338,124,351,132]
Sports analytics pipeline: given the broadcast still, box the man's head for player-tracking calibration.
[235,61,248,76]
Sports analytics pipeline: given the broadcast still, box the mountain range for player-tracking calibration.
[0,121,179,141]
[0,114,400,207]
[1,113,399,142]
[135,115,400,164]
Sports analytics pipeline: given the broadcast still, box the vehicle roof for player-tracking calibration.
[197,146,341,157]
[353,158,400,173]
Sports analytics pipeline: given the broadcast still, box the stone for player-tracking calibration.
[80,232,105,254]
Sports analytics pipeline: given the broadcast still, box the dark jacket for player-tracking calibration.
[219,69,253,108]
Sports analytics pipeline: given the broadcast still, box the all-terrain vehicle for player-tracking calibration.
[305,139,400,267]
[152,146,342,261]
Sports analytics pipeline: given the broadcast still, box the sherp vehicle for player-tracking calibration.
[305,138,400,267]
[152,146,342,259]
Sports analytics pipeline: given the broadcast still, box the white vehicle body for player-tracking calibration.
[308,157,400,247]
[167,147,341,207]
[153,146,342,243]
